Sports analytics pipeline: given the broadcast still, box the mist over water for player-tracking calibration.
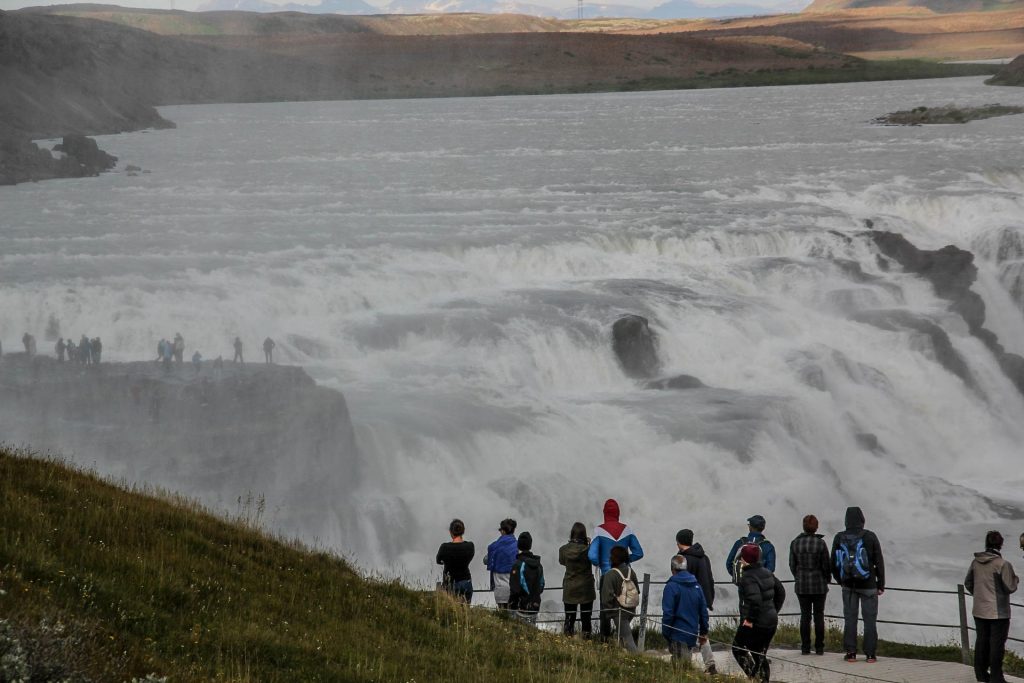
[4,76,1024,641]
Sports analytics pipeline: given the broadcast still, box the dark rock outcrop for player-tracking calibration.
[0,356,360,536]
[1,134,118,185]
[988,54,1024,87]
[853,309,974,387]
[867,231,1024,394]
[645,374,705,390]
[612,314,661,379]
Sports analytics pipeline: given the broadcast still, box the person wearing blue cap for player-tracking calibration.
[726,514,776,580]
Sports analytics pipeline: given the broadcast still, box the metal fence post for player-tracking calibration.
[958,583,971,665]
[637,572,651,651]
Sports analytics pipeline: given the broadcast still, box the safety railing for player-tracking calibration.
[451,575,1024,661]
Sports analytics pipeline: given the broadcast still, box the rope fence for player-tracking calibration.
[444,572,1024,660]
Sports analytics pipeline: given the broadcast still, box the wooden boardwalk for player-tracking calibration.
[698,649,1024,682]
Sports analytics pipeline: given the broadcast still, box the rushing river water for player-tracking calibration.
[4,76,1024,641]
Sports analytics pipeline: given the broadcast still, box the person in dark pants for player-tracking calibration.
[966,531,1019,683]
[559,522,596,636]
[233,337,244,363]
[676,528,717,674]
[436,518,475,603]
[733,543,786,682]
[789,514,831,655]
[831,506,885,663]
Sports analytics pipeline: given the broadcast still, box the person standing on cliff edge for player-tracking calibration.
[966,530,1019,683]
[233,337,244,364]
[263,337,276,364]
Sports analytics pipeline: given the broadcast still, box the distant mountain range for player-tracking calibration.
[804,0,1023,11]
[197,0,800,19]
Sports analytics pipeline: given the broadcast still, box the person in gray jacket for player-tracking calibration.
[966,531,1019,683]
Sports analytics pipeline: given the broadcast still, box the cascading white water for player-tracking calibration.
[3,76,1024,642]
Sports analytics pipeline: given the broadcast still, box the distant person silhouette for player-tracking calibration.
[263,337,275,364]
[173,333,184,363]
[192,351,202,373]
[79,335,91,365]
[55,338,66,362]
[233,337,244,364]
[91,337,102,363]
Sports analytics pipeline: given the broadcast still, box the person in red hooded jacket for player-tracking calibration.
[589,499,644,639]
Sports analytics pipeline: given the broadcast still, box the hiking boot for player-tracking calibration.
[815,648,825,656]
[844,653,857,662]
[866,657,878,663]
[705,663,718,676]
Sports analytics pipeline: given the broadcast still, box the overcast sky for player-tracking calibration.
[0,0,807,12]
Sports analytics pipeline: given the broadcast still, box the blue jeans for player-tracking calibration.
[842,587,878,657]
[448,579,473,604]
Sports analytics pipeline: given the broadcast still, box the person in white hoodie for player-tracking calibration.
[965,531,1019,683]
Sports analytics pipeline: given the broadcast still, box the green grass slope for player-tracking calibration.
[0,448,714,682]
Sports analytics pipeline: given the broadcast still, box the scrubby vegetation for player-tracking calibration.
[0,447,718,682]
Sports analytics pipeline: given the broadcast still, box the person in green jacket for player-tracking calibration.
[600,545,639,652]
[559,522,597,636]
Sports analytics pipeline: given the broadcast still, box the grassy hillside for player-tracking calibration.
[0,447,714,682]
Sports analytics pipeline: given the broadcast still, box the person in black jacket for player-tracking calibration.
[436,518,475,603]
[831,506,885,662]
[789,514,831,655]
[676,528,717,674]
[733,544,786,683]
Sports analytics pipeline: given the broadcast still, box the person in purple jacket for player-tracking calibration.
[484,518,518,609]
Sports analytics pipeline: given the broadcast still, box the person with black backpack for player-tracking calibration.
[733,543,786,682]
[726,514,776,581]
[676,528,717,674]
[509,532,544,624]
[789,514,831,655]
[831,506,885,663]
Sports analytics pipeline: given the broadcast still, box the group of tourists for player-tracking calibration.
[149,335,277,371]
[55,335,103,364]
[437,501,1022,683]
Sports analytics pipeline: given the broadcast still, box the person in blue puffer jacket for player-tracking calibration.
[484,518,518,609]
[662,555,711,670]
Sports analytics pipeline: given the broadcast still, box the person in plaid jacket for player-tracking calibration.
[789,514,831,655]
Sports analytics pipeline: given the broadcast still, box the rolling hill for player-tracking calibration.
[804,0,1024,13]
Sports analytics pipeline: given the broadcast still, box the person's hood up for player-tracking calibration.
[668,571,698,587]
[681,543,706,559]
[600,498,626,539]
[845,506,865,531]
[974,551,1001,564]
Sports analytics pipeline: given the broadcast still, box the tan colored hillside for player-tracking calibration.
[613,6,1024,60]
[804,0,1024,13]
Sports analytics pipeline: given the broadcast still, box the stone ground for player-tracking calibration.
[695,649,1024,683]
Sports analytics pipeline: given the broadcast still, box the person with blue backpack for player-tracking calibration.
[726,514,776,580]
[831,506,885,663]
